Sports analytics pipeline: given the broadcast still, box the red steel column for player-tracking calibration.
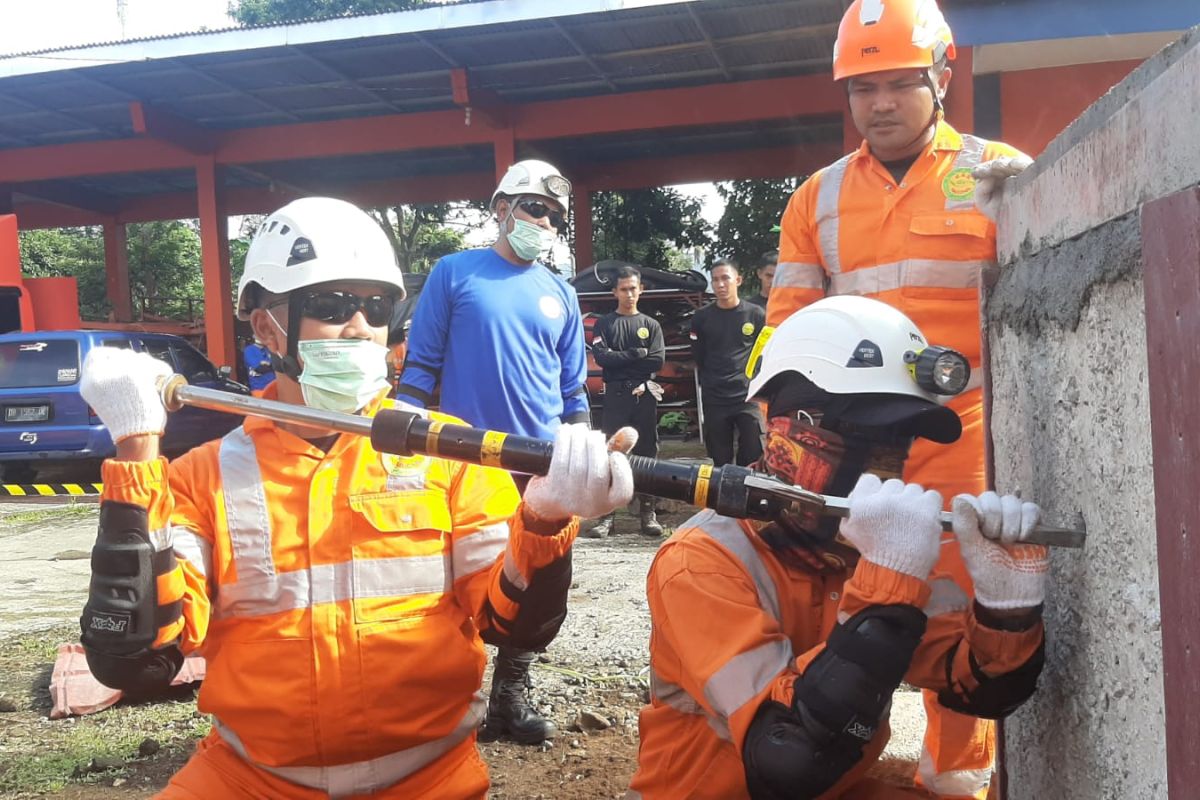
[102,221,132,322]
[494,127,515,182]
[195,157,234,368]
[573,185,594,275]
[1142,186,1200,798]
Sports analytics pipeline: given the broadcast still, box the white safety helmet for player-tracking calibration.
[490,159,572,210]
[236,197,405,321]
[747,296,966,443]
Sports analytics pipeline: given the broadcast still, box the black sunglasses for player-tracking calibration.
[516,199,567,232]
[285,290,397,327]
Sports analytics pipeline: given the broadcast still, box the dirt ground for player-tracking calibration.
[0,439,928,799]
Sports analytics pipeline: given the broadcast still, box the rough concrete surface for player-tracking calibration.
[989,266,1166,796]
[997,26,1200,262]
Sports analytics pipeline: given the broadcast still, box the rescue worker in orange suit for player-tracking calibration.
[75,197,636,800]
[628,296,1048,800]
[766,1,1033,795]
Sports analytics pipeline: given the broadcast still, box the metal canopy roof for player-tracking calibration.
[0,0,841,148]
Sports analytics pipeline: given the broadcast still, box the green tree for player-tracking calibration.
[713,178,800,292]
[228,0,433,25]
[591,188,711,271]
[19,221,207,322]
[371,204,469,275]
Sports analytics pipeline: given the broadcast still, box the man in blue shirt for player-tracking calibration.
[398,159,588,745]
[242,340,275,392]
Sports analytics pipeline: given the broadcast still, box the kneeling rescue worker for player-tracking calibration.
[76,197,635,799]
[627,296,1049,800]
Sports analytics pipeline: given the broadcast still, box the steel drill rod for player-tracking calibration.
[159,377,1084,548]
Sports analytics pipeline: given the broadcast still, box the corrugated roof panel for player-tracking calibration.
[307,42,448,80]
[722,37,833,69]
[477,59,601,92]
[564,14,700,55]
[199,55,337,90]
[2,77,130,109]
[96,67,235,102]
[433,27,580,67]
[702,1,842,38]
[259,84,391,113]
[165,92,291,122]
[606,50,718,81]
[0,112,86,137]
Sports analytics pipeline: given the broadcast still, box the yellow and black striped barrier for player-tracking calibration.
[0,483,103,498]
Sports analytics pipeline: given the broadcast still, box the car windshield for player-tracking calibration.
[0,340,81,389]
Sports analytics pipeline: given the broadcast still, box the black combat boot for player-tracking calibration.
[479,647,556,745]
[639,495,664,537]
[583,513,615,539]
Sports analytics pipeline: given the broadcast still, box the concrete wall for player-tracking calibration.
[986,25,1200,800]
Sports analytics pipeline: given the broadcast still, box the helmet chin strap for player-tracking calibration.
[265,304,303,381]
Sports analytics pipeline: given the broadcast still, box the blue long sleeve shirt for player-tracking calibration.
[396,248,589,440]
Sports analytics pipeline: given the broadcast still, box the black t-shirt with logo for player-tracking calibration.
[689,300,766,404]
[591,311,665,383]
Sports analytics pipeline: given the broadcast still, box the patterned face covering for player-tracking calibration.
[756,414,907,574]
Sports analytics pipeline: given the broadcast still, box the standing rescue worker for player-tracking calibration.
[766,1,1033,794]
[691,259,767,467]
[241,339,274,392]
[628,296,1048,800]
[77,197,635,799]
[587,265,666,538]
[397,159,587,745]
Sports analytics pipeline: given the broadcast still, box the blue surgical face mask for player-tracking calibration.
[268,311,391,414]
[506,212,556,262]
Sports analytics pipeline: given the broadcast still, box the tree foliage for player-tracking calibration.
[228,0,433,25]
[713,178,799,293]
[590,188,711,271]
[370,204,479,275]
[19,222,206,321]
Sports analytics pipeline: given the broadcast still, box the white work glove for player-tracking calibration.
[523,423,636,522]
[972,154,1033,221]
[839,474,944,580]
[952,492,1049,610]
[80,347,173,443]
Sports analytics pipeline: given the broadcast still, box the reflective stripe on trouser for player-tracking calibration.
[917,701,994,799]
[160,726,489,800]
[212,693,487,798]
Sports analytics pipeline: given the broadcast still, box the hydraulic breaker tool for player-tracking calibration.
[159,375,1085,549]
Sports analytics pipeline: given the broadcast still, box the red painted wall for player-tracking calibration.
[1000,59,1142,156]
[0,215,36,332]
[24,277,81,330]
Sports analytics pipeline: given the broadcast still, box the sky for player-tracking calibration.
[0,0,235,56]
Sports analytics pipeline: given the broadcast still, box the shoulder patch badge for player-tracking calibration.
[942,167,976,201]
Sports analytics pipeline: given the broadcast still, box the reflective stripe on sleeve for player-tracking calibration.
[773,261,827,290]
[698,511,781,621]
[923,577,970,619]
[502,544,528,592]
[452,523,509,580]
[703,638,793,721]
[171,528,212,582]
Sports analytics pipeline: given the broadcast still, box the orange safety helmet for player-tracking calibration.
[832,0,956,81]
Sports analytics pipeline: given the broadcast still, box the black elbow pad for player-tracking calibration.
[485,553,572,651]
[80,501,183,691]
[937,637,1045,720]
[743,604,927,800]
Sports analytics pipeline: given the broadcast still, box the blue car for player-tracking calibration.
[0,330,249,482]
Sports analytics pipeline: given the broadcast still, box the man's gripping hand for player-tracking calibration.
[81,347,173,444]
[952,492,1049,611]
[839,474,943,581]
[523,423,635,525]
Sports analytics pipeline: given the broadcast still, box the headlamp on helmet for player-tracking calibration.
[544,175,572,198]
[903,346,969,396]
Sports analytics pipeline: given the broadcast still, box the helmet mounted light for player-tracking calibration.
[903,346,969,395]
[544,175,572,198]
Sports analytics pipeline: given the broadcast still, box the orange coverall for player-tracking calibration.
[626,511,1043,800]
[104,385,577,799]
[766,120,1027,798]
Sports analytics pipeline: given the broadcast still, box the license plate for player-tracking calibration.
[5,405,49,423]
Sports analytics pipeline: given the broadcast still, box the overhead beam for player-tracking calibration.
[129,101,216,155]
[10,181,122,215]
[450,68,508,129]
[0,74,845,183]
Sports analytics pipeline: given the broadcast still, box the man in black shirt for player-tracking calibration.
[690,259,766,466]
[588,266,666,538]
[745,250,777,309]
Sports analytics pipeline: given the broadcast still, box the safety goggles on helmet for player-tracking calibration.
[274,290,398,327]
[516,199,567,233]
